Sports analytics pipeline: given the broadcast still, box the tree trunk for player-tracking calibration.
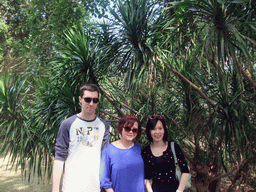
[195,164,221,192]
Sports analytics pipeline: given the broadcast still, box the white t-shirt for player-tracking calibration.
[55,114,109,192]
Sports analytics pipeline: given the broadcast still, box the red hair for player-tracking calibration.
[117,114,142,138]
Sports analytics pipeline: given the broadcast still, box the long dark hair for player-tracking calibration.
[146,117,168,142]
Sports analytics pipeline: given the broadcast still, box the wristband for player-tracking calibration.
[176,190,182,192]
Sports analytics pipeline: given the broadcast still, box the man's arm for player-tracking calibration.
[101,121,110,153]
[52,160,64,192]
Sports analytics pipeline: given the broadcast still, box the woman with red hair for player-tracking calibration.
[100,114,145,192]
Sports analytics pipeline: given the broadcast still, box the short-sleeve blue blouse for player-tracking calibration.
[100,143,145,192]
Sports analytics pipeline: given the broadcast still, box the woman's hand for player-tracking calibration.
[145,179,153,192]
[104,188,114,192]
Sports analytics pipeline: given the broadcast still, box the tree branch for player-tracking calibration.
[99,88,125,116]
[166,64,216,108]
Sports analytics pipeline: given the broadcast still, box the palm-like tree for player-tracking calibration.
[0,23,117,180]
[105,0,256,190]
[107,0,160,89]
[52,24,115,86]
[1,1,255,191]
[153,0,256,191]
[101,0,177,122]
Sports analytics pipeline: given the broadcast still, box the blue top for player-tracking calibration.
[100,143,145,192]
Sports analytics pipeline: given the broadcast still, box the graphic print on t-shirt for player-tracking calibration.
[76,127,99,147]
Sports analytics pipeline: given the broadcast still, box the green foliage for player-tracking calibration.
[0,19,9,62]
[0,0,256,190]
[0,74,32,178]
[0,0,89,76]
[107,0,161,89]
[51,24,116,88]
[80,0,111,18]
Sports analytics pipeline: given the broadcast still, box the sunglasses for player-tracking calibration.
[83,97,99,103]
[123,127,138,133]
[148,115,164,120]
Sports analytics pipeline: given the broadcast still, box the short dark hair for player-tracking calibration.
[80,84,101,97]
[146,117,168,142]
[117,114,142,138]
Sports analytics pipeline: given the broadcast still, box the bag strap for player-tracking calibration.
[171,142,178,165]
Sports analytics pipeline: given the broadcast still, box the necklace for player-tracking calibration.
[151,142,167,156]
[155,151,163,156]
[153,148,163,156]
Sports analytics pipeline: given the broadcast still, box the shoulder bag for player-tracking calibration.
[171,142,191,189]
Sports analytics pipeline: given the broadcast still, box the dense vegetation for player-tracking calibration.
[1,0,255,191]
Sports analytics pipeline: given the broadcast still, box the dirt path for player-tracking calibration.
[0,154,52,192]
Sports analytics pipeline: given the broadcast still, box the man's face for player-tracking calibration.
[79,90,99,115]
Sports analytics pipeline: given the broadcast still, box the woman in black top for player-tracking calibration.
[141,115,190,192]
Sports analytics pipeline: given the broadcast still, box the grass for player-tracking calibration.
[0,154,52,192]
[1,153,255,192]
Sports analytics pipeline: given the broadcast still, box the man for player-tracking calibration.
[52,84,109,192]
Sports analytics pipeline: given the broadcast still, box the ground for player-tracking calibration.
[0,154,52,192]
[1,154,255,192]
